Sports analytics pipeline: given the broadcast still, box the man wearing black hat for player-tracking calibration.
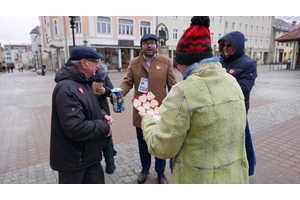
[50,46,113,184]
[119,33,177,184]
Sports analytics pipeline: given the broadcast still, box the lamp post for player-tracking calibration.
[38,44,45,76]
[249,47,252,58]
[276,48,278,64]
[213,45,216,57]
[83,39,88,46]
[69,16,76,47]
[34,51,38,70]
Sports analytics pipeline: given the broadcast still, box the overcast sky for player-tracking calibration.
[0,16,39,45]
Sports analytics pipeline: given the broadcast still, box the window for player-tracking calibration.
[249,39,252,46]
[173,28,178,40]
[232,22,235,30]
[45,33,49,43]
[261,27,264,33]
[211,32,215,42]
[183,16,189,20]
[219,16,222,24]
[211,16,215,23]
[97,17,111,34]
[218,33,222,41]
[43,16,46,26]
[250,25,253,32]
[173,16,178,19]
[140,21,151,36]
[225,21,228,29]
[267,27,270,34]
[255,39,257,46]
[260,39,263,47]
[118,19,133,35]
[71,16,82,33]
[239,23,242,31]
[256,26,259,32]
[245,24,248,31]
[54,19,58,36]
[266,39,269,47]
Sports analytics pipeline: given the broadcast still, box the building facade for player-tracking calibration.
[39,16,157,70]
[272,18,297,63]
[224,16,274,64]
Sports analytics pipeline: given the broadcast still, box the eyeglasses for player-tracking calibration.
[142,41,156,47]
[86,59,99,65]
[175,64,181,72]
[222,43,233,48]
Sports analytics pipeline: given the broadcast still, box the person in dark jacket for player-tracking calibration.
[94,67,117,174]
[218,31,257,176]
[50,46,113,184]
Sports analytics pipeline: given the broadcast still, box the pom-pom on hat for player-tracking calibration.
[176,16,213,65]
[71,46,103,60]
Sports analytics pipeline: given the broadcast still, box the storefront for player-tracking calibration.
[94,40,141,70]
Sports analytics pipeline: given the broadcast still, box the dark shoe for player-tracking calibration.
[138,169,149,184]
[157,173,168,184]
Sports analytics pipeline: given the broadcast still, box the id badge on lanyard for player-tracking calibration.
[138,77,148,93]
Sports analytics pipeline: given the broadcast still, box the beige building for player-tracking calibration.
[157,16,226,66]
[224,16,274,64]
[39,16,156,70]
[272,18,296,63]
[0,43,4,72]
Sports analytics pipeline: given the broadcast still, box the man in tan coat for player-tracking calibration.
[119,33,176,184]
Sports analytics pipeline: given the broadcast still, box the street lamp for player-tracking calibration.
[276,48,278,64]
[69,16,76,47]
[249,47,252,58]
[213,45,216,57]
[83,39,88,46]
[38,44,45,76]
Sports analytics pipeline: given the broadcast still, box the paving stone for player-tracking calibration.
[1,67,300,185]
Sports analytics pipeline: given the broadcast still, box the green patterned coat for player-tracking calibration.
[141,57,249,184]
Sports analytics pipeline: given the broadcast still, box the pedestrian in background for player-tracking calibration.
[119,33,177,184]
[139,16,249,184]
[1,65,5,73]
[218,31,257,176]
[94,65,117,174]
[50,46,112,184]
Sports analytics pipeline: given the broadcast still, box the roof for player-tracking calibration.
[275,26,300,42]
[273,18,295,32]
[30,26,40,34]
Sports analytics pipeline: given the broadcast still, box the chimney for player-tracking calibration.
[292,21,296,25]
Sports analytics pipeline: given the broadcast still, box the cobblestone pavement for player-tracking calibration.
[1,65,300,185]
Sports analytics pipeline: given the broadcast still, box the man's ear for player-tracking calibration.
[80,59,87,69]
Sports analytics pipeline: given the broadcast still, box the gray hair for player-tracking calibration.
[71,60,81,67]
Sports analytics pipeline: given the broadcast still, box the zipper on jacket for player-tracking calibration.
[79,150,82,165]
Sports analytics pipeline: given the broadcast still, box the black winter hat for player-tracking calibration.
[176,16,213,65]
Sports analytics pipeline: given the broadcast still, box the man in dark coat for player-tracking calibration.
[50,46,113,184]
[218,31,257,176]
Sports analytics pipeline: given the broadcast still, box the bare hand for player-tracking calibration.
[104,115,113,125]
[96,87,106,95]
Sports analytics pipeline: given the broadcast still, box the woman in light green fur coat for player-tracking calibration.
[139,57,249,184]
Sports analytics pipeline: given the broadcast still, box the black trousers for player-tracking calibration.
[58,162,104,184]
[136,127,166,173]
